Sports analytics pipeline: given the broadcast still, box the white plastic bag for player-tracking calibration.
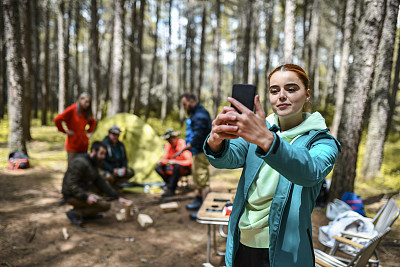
[326,198,352,220]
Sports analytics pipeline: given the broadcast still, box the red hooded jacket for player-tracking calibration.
[54,103,97,152]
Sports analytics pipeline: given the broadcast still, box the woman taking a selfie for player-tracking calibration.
[204,64,340,267]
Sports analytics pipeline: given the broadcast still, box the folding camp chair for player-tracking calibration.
[318,198,399,266]
[315,227,391,267]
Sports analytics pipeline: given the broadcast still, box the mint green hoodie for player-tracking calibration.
[238,112,328,248]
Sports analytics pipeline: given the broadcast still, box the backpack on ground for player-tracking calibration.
[8,151,30,170]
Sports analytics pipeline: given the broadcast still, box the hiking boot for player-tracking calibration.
[189,212,198,221]
[83,214,104,220]
[186,196,202,211]
[162,189,174,198]
[66,210,84,226]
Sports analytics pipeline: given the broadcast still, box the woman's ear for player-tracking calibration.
[305,88,311,102]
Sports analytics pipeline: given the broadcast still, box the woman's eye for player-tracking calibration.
[270,89,279,94]
[287,87,296,92]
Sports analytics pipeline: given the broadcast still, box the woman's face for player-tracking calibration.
[79,97,91,110]
[269,71,310,119]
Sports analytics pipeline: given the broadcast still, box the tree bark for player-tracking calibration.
[161,0,172,123]
[331,0,356,136]
[308,0,320,107]
[362,0,399,179]
[212,0,221,118]
[330,0,386,201]
[387,31,400,135]
[264,0,274,113]
[283,0,295,63]
[243,0,253,83]
[32,0,41,119]
[126,0,137,113]
[4,0,27,154]
[73,1,81,102]
[197,2,206,101]
[133,0,145,115]
[41,0,50,126]
[108,0,125,117]
[22,0,33,141]
[91,0,101,119]
[145,0,160,121]
[0,1,5,119]
[57,0,67,113]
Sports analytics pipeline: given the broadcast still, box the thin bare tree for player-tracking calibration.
[330,0,386,200]
[108,0,125,117]
[283,0,295,63]
[362,0,400,179]
[331,0,357,136]
[4,0,27,154]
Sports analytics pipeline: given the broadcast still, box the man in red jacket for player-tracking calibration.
[155,129,192,198]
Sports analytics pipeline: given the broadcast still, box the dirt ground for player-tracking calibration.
[0,165,399,267]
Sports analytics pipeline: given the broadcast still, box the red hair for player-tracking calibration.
[268,64,310,89]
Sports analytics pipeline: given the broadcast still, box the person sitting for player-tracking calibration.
[101,125,135,190]
[62,141,132,226]
[155,129,192,198]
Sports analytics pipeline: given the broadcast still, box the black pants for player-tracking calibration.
[155,164,191,192]
[234,242,270,267]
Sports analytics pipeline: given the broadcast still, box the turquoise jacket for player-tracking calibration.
[204,123,340,267]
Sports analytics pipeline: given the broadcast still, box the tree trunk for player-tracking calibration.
[126,0,137,113]
[145,0,160,121]
[41,0,50,126]
[331,0,356,136]
[362,0,399,179]
[330,0,386,201]
[73,1,80,102]
[32,0,41,119]
[22,0,33,141]
[133,0,145,115]
[387,31,400,135]
[108,0,125,117]
[161,0,173,123]
[253,2,260,90]
[308,0,320,107]
[301,0,309,64]
[197,2,206,101]
[264,0,274,113]
[57,0,67,113]
[4,0,27,154]
[0,1,5,119]
[283,0,295,63]
[212,0,221,118]
[91,0,101,119]
[243,0,253,83]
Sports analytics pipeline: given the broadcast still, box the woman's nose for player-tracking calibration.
[279,90,287,100]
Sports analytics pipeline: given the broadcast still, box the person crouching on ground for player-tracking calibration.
[101,125,135,190]
[155,129,192,198]
[204,64,340,266]
[62,141,132,226]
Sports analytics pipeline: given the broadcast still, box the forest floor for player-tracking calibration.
[0,123,399,267]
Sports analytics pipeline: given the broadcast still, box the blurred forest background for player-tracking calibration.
[1,0,400,201]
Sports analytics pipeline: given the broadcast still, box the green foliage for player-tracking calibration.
[355,131,400,197]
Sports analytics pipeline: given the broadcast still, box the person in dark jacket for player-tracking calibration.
[177,93,212,220]
[62,141,132,226]
[101,125,135,190]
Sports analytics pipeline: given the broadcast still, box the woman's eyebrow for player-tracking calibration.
[284,83,300,87]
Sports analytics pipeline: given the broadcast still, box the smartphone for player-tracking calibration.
[231,84,257,113]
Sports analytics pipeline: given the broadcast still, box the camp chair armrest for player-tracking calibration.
[332,235,364,249]
[315,257,333,267]
[340,230,374,240]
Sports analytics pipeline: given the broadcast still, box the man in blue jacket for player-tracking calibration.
[177,93,212,220]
